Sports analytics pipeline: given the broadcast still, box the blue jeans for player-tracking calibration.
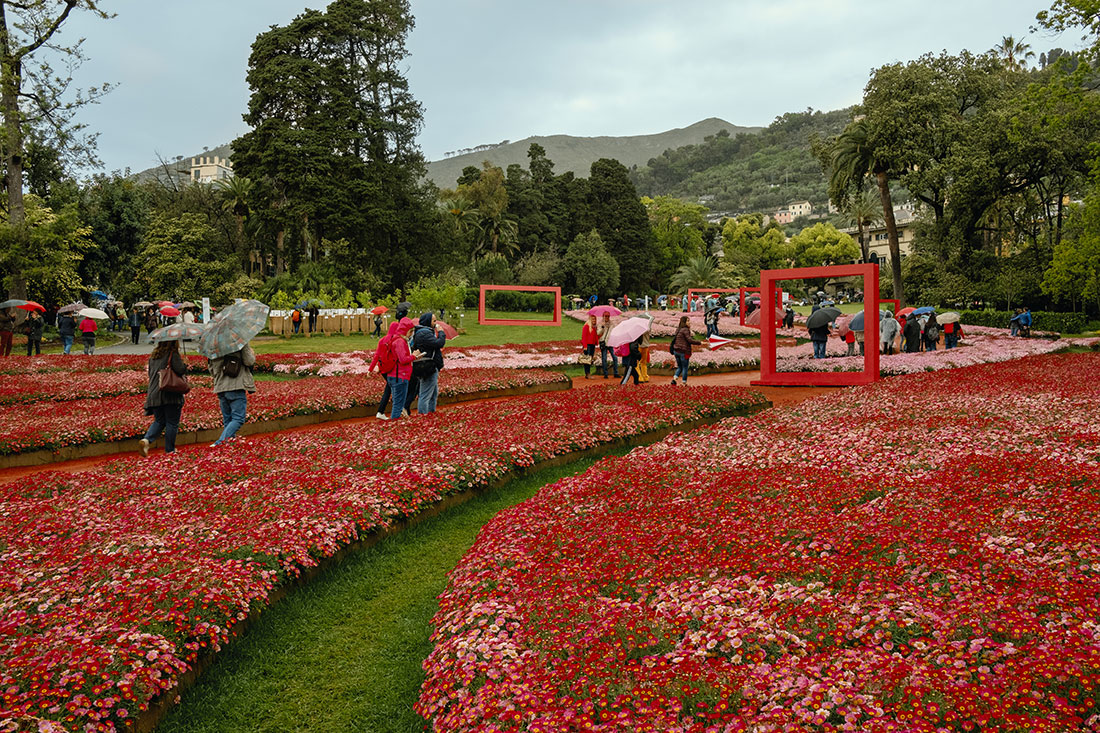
[945,333,957,349]
[812,340,827,359]
[600,344,619,377]
[388,376,408,420]
[215,389,248,444]
[926,339,937,351]
[418,369,440,414]
[144,403,183,453]
[60,335,73,354]
[673,353,690,382]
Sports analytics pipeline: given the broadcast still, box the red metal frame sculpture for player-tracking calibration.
[477,284,562,326]
[881,298,900,315]
[752,264,881,387]
[738,286,785,328]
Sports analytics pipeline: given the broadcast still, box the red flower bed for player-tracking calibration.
[0,369,568,455]
[419,353,1100,732]
[0,385,766,732]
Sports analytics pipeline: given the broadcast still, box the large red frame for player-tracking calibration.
[738,286,784,329]
[477,284,562,326]
[753,264,881,387]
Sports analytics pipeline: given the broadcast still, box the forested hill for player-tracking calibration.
[424,118,761,189]
[628,107,855,215]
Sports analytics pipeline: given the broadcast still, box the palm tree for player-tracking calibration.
[669,255,719,291]
[830,119,906,305]
[844,188,882,263]
[996,35,1034,71]
[438,193,481,237]
[215,176,254,274]
[474,214,519,257]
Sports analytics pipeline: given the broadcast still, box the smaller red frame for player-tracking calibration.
[478,284,562,326]
[880,298,900,315]
[753,264,881,387]
[738,286,784,328]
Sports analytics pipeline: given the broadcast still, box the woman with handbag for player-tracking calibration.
[139,339,188,456]
[579,314,599,378]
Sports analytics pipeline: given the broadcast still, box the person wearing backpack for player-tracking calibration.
[923,313,940,351]
[209,344,256,446]
[620,336,642,386]
[411,312,447,414]
[291,308,302,334]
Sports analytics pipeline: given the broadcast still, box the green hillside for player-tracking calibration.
[629,107,854,215]
[424,118,762,189]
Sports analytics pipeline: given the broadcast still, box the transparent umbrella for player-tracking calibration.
[199,300,270,358]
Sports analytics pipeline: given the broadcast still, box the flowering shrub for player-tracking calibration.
[0,385,766,732]
[418,352,1100,732]
[0,369,568,455]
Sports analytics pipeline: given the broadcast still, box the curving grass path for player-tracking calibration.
[156,450,632,733]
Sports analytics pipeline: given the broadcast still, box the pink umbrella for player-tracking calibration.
[607,317,652,348]
[588,305,622,318]
[745,306,784,327]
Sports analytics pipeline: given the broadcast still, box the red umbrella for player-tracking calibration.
[895,307,915,320]
[437,321,458,339]
[370,305,388,315]
[157,300,174,307]
[160,306,181,317]
[16,301,45,312]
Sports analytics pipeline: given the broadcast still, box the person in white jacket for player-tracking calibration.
[880,313,900,355]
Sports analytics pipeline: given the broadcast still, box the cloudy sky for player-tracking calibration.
[60,0,1074,175]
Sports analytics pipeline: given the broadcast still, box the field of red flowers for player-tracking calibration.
[0,368,569,455]
[0,384,766,732]
[419,352,1100,732]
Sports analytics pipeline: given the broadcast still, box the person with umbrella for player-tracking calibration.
[370,306,387,337]
[670,315,702,385]
[23,309,45,356]
[139,335,189,457]
[78,310,99,355]
[202,301,265,446]
[0,306,15,357]
[57,308,77,355]
[806,306,841,359]
[596,312,619,380]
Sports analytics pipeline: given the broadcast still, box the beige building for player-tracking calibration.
[788,200,812,218]
[839,209,918,264]
[190,156,233,183]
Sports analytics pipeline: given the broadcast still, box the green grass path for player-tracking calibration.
[158,450,629,733]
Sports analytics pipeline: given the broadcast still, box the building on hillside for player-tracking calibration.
[773,209,794,225]
[838,209,918,265]
[788,200,812,218]
[190,156,233,184]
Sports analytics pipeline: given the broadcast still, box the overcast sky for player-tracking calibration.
[60,0,1075,176]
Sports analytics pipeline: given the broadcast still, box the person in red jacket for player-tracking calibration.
[386,317,422,421]
[580,314,599,379]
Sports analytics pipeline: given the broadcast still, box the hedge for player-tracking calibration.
[957,309,1087,334]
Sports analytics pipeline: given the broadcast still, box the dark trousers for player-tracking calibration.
[405,375,420,413]
[131,326,141,344]
[599,343,619,377]
[26,338,41,356]
[377,379,392,415]
[0,331,12,356]
[620,356,639,385]
[144,403,183,453]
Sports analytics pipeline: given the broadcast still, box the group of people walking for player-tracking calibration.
[140,340,257,456]
[369,309,448,421]
[579,312,701,386]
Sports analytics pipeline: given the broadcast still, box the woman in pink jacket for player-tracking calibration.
[385,317,422,421]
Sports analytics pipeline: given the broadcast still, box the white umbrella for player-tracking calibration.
[77,307,110,320]
[607,316,652,348]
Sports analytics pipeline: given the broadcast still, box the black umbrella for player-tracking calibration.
[806,307,842,329]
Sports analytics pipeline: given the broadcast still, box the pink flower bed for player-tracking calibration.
[0,385,766,732]
[0,369,568,455]
[418,352,1100,732]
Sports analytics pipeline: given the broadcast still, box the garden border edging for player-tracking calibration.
[0,381,571,469]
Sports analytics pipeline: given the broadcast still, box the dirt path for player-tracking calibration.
[0,372,835,483]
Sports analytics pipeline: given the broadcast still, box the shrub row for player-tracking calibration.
[957,309,1087,334]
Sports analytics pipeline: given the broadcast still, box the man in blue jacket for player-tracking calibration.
[411,312,447,414]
